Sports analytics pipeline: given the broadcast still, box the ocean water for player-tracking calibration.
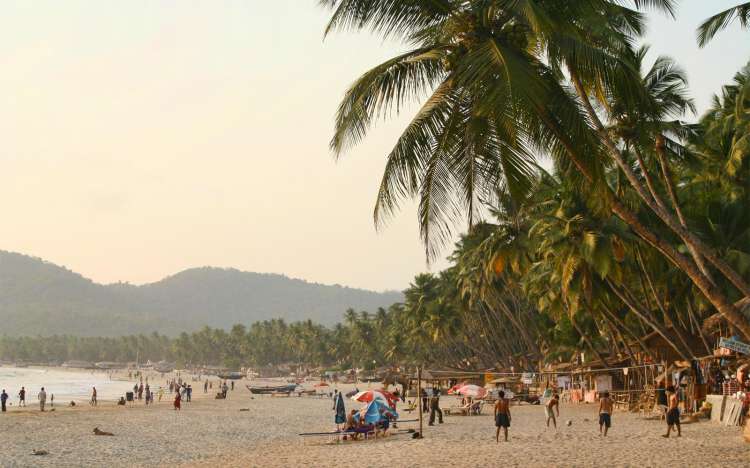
[0,366,135,403]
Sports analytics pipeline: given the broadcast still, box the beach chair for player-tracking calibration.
[613,392,630,412]
[445,402,473,416]
[402,400,418,413]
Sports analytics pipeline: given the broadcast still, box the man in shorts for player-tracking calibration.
[599,391,612,436]
[663,385,681,438]
[545,393,560,429]
[494,390,511,442]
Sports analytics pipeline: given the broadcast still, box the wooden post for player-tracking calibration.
[417,367,423,438]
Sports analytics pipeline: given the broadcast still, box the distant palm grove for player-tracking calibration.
[4,1,750,372]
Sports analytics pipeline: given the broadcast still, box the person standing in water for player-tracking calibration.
[598,391,613,436]
[545,394,560,429]
[18,387,26,407]
[494,390,511,442]
[663,385,681,438]
[1,389,8,412]
[38,387,47,412]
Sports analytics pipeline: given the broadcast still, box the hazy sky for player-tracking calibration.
[1,1,748,292]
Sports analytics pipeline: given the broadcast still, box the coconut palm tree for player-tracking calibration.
[321,0,750,338]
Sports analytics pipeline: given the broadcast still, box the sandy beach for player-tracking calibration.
[0,378,747,468]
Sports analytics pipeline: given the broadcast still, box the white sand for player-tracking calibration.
[0,381,747,467]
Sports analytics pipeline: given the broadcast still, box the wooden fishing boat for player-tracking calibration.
[218,371,244,380]
[246,384,297,394]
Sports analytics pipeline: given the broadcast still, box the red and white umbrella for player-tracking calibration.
[455,384,487,398]
[351,389,398,406]
[447,382,469,395]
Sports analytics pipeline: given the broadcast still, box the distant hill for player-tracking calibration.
[0,251,403,336]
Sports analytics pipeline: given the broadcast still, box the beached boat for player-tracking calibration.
[95,361,126,370]
[62,360,95,369]
[246,384,297,395]
[218,371,244,380]
[154,361,175,373]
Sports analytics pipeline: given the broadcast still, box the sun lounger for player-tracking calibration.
[445,403,473,416]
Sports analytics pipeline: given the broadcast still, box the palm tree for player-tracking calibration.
[698,2,750,46]
[321,0,750,339]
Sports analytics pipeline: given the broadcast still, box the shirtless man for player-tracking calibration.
[663,385,681,438]
[598,391,613,436]
[545,394,560,429]
[494,390,511,442]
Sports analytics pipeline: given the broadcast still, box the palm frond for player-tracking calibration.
[697,2,750,47]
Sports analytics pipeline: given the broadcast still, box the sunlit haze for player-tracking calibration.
[1,0,748,291]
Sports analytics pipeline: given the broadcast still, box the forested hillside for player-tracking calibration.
[0,251,402,336]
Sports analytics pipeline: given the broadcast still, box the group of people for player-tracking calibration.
[494,387,682,442]
[0,387,54,412]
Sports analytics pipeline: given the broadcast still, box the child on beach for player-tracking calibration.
[663,385,681,438]
[494,390,511,442]
[174,391,181,410]
[599,391,612,436]
[545,394,560,429]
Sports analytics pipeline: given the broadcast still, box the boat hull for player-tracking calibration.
[246,384,297,395]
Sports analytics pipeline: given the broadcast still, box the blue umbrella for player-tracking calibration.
[363,399,398,424]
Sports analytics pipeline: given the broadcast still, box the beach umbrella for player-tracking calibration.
[351,389,397,406]
[447,382,468,395]
[362,399,398,424]
[456,384,487,398]
[334,391,346,425]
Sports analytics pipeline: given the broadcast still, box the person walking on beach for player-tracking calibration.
[38,387,47,412]
[186,385,192,402]
[204,380,208,393]
[145,384,150,404]
[494,390,511,442]
[18,387,26,407]
[420,388,428,413]
[138,383,144,400]
[158,387,164,402]
[599,391,613,436]
[231,381,234,391]
[1,389,8,412]
[545,394,560,429]
[428,387,443,426]
[222,382,228,399]
[663,385,681,438]
[174,390,181,410]
[50,394,54,407]
[91,387,97,406]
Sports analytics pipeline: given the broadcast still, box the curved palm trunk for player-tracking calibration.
[654,136,716,284]
[600,302,652,359]
[534,101,750,341]
[632,144,716,285]
[634,248,697,359]
[570,71,750,301]
[486,290,541,359]
[606,280,691,361]
[569,312,610,367]
[686,301,712,355]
